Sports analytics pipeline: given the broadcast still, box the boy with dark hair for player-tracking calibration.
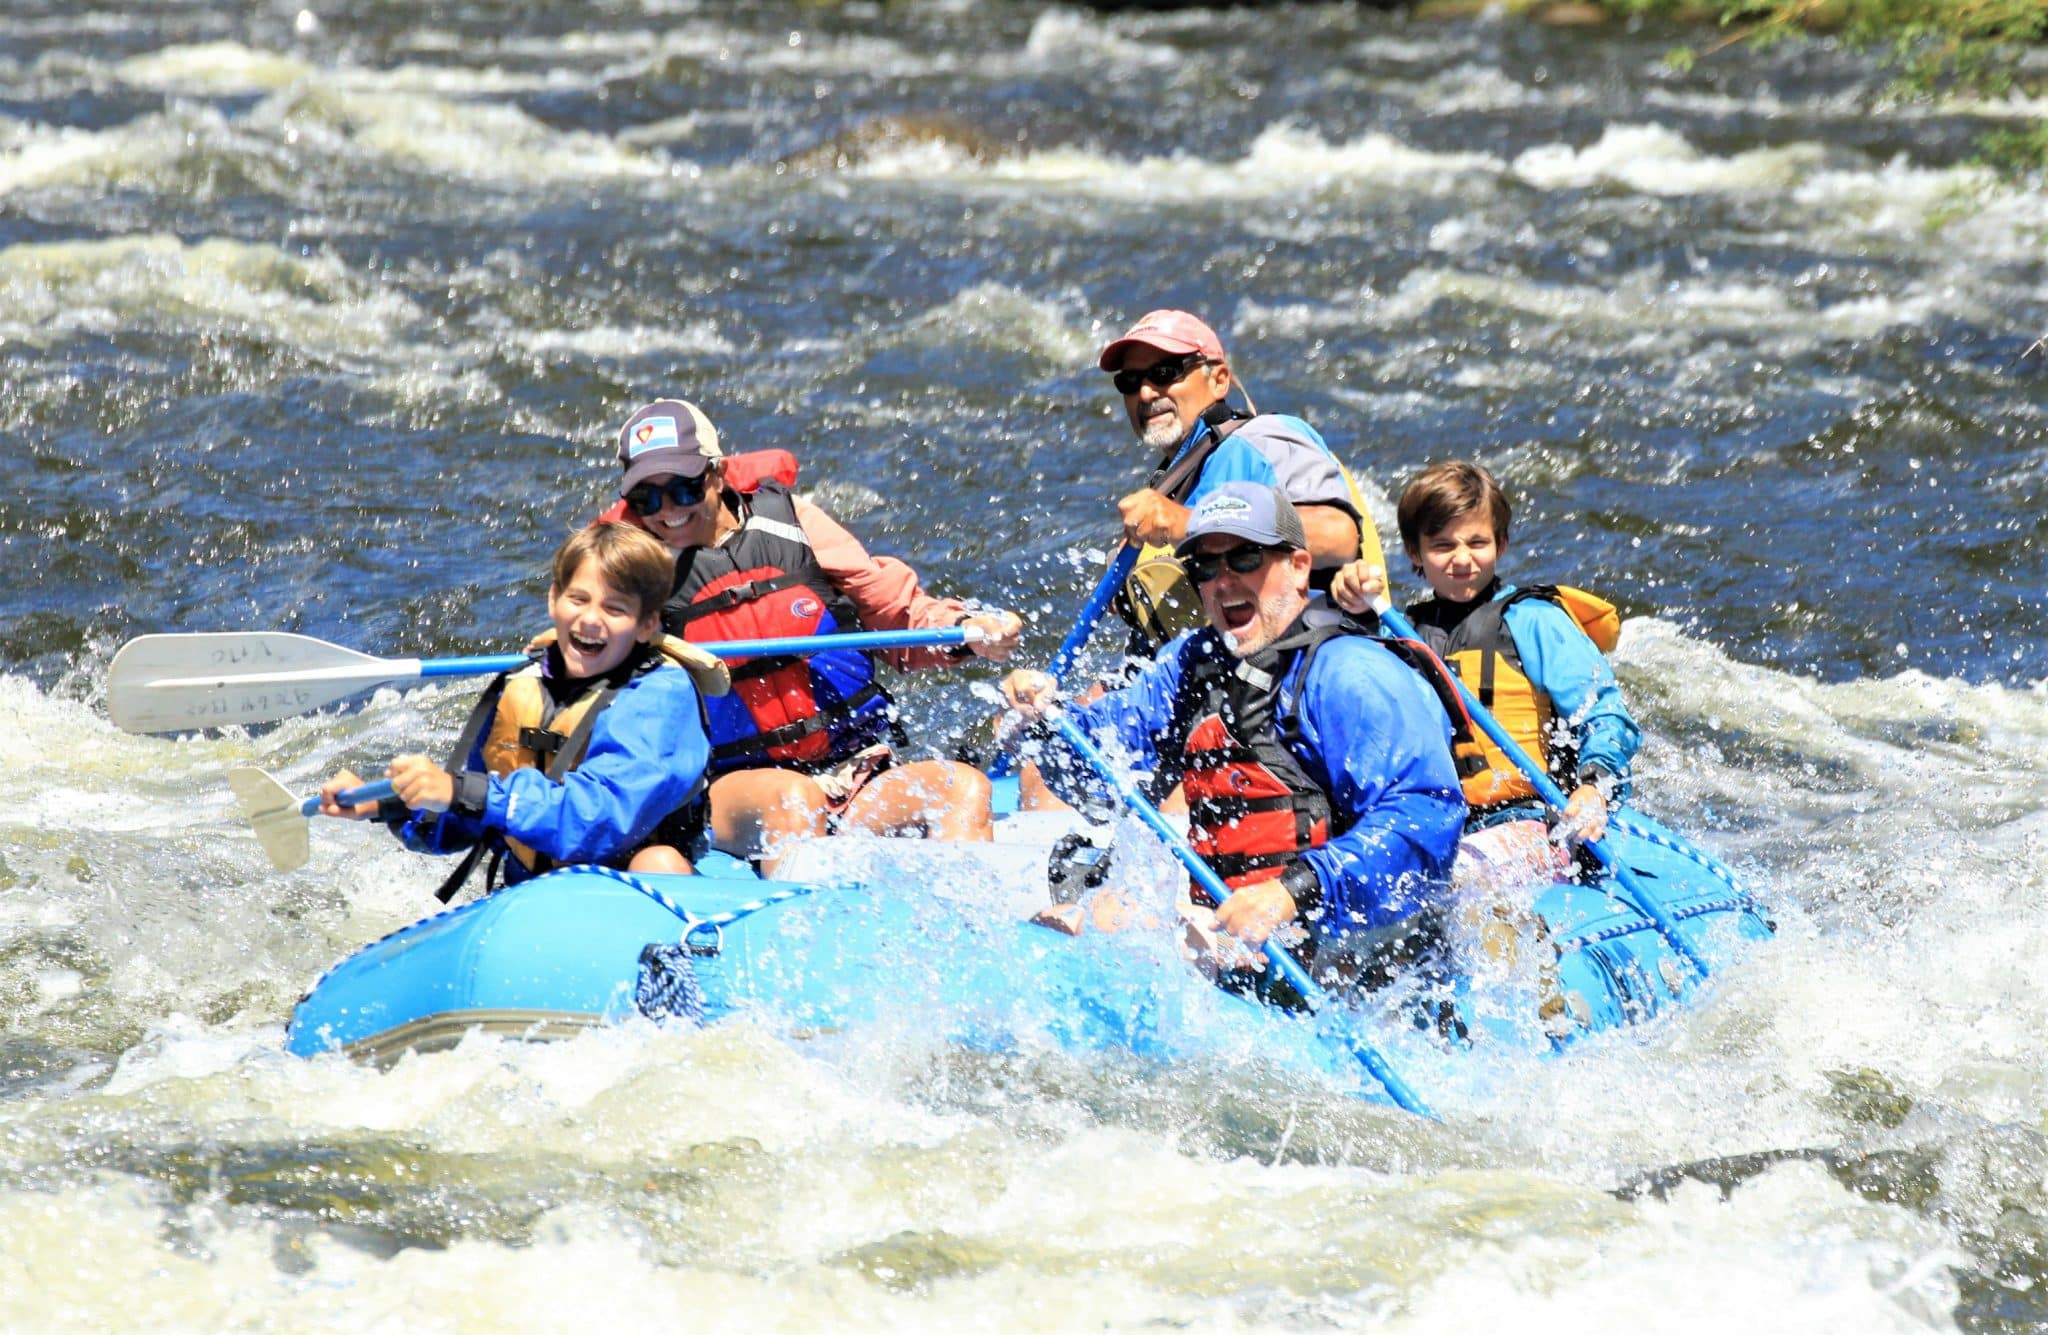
[321,522,729,890]
[1333,459,1636,896]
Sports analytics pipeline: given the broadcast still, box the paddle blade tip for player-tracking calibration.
[228,767,312,871]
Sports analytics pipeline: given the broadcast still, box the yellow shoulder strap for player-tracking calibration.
[653,634,732,698]
[1552,585,1622,654]
[1336,461,1389,575]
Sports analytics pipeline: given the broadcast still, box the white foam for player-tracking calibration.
[1513,123,1827,195]
[115,41,315,94]
[0,233,425,354]
[917,120,1503,197]
[521,321,736,360]
[246,84,666,184]
[1021,9,1177,68]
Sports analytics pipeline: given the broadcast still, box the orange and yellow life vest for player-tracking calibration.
[1407,585,1619,810]
[477,635,725,869]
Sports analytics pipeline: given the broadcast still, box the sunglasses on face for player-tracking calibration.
[1184,543,1284,585]
[624,474,709,516]
[1111,353,1210,396]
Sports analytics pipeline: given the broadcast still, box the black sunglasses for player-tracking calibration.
[1183,543,1286,585]
[624,474,709,516]
[1111,353,1210,396]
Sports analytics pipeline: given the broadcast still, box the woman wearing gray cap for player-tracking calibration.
[605,398,1023,874]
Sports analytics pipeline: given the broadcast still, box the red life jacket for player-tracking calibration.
[1170,616,1476,899]
[665,482,893,771]
[1169,621,1338,897]
[590,449,888,771]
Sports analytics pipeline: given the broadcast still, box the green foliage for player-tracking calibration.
[1978,120,2048,176]
[1627,0,2047,172]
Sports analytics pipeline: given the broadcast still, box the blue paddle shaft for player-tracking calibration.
[1046,545,1139,686]
[1049,715,1435,1119]
[1374,602,1712,978]
[991,546,1139,783]
[713,626,974,659]
[413,627,978,682]
[418,655,527,678]
[298,777,397,817]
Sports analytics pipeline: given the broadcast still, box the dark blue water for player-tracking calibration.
[3,3,2046,1327]
[2,2,2042,711]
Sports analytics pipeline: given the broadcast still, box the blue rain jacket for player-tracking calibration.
[1061,627,1466,935]
[400,664,709,880]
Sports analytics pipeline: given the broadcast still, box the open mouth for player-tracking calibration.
[566,631,609,657]
[1215,597,1257,635]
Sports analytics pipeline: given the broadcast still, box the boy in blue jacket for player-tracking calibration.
[321,523,726,892]
[1333,459,1640,896]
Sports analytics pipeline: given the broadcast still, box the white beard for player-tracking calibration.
[1138,406,1184,452]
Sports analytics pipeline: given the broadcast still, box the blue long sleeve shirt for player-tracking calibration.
[400,663,709,877]
[1058,627,1466,936]
[1494,585,1639,786]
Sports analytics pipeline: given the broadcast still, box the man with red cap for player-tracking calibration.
[1096,309,1388,653]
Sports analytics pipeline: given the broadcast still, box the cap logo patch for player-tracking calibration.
[1197,495,1253,520]
[628,415,681,457]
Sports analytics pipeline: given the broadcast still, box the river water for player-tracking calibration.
[3,1,2046,1328]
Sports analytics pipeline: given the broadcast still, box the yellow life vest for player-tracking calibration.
[480,635,728,869]
[1426,586,1620,810]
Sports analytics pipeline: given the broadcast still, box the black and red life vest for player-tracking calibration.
[1163,618,1339,897]
[663,480,895,773]
[1164,614,1475,900]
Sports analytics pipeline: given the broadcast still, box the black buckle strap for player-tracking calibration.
[518,726,567,757]
[669,573,806,624]
[709,681,885,762]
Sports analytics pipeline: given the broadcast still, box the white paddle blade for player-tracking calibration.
[228,766,312,871]
[108,633,416,734]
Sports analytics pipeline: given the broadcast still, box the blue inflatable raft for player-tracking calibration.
[287,807,1771,1107]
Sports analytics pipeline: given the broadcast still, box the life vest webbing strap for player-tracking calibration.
[743,515,810,547]
[1188,793,1308,822]
[1185,745,1262,769]
[708,680,888,762]
[670,572,808,624]
[727,654,802,684]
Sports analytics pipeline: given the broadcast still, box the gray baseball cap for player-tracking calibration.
[1174,482,1307,558]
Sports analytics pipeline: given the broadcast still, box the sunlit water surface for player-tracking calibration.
[2,2,2046,1329]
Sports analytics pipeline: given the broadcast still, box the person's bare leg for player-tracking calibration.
[628,844,694,874]
[708,769,831,875]
[842,760,993,841]
[1016,760,1076,813]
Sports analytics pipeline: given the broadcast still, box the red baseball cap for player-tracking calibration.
[1097,309,1227,372]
